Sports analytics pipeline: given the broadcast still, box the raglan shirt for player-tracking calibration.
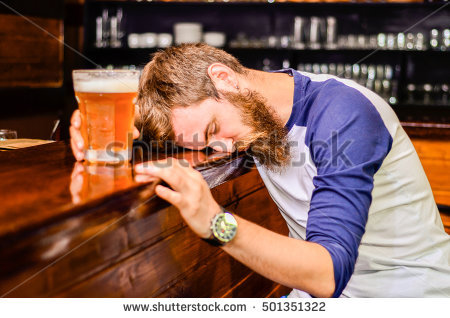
[255,69,450,297]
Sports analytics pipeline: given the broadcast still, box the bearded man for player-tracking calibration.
[70,44,450,297]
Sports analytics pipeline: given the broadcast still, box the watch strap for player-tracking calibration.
[202,237,225,247]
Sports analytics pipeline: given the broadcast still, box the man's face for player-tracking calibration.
[171,90,291,171]
[171,97,251,153]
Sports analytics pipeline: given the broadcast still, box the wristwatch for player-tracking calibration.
[203,208,238,246]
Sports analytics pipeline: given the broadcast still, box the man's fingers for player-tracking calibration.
[70,110,81,128]
[70,110,84,161]
[69,125,84,158]
[135,164,185,191]
[70,126,84,149]
[133,126,140,139]
[135,159,191,191]
[70,134,84,161]
[135,174,159,183]
[155,185,183,208]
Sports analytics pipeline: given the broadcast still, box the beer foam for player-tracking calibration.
[74,79,139,93]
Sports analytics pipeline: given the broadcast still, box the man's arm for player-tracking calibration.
[223,215,335,298]
[135,158,335,298]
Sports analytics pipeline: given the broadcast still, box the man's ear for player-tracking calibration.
[207,63,239,93]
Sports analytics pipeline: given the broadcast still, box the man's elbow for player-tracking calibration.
[314,278,335,298]
[292,270,335,297]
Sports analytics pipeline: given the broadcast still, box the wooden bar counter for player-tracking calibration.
[0,142,290,297]
[0,136,448,298]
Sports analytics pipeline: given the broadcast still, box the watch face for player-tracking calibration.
[212,212,237,243]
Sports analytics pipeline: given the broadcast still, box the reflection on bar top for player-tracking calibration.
[0,139,54,150]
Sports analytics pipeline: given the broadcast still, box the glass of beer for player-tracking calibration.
[72,69,139,163]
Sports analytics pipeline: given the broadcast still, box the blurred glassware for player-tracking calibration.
[433,84,442,104]
[430,29,439,49]
[407,84,416,103]
[0,129,17,140]
[344,64,352,79]
[376,65,384,80]
[382,80,391,97]
[157,33,173,48]
[347,34,357,49]
[295,60,399,105]
[423,83,433,104]
[369,35,378,49]
[441,84,449,104]
[397,33,406,50]
[174,22,202,45]
[228,39,239,48]
[360,64,368,81]
[415,33,425,51]
[337,35,347,49]
[293,16,306,49]
[374,79,382,95]
[102,9,110,46]
[329,63,337,76]
[248,37,264,48]
[442,29,449,50]
[127,33,139,48]
[262,58,272,72]
[139,33,157,48]
[384,65,393,80]
[357,34,367,49]
[235,32,249,48]
[312,63,321,74]
[309,17,322,49]
[377,33,386,49]
[280,35,291,48]
[116,8,124,40]
[325,16,338,49]
[389,80,399,105]
[336,63,344,77]
[368,65,376,81]
[406,33,415,50]
[352,63,360,79]
[267,35,278,48]
[110,16,121,48]
[95,17,106,48]
[386,33,396,50]
[203,32,226,47]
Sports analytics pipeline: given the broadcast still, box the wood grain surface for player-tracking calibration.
[0,14,63,88]
[0,136,448,297]
[0,141,290,297]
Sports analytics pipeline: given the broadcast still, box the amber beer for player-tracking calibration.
[72,70,139,162]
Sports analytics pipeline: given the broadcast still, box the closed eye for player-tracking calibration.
[206,121,218,145]
[208,122,217,137]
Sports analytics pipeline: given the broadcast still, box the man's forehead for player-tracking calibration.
[171,105,211,141]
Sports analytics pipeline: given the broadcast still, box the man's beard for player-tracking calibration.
[221,90,291,172]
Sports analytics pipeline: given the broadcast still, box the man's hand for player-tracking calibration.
[135,158,335,297]
[69,109,140,161]
[135,158,221,239]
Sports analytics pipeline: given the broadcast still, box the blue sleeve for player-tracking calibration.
[304,84,393,297]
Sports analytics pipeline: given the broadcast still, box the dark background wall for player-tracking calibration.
[0,0,84,140]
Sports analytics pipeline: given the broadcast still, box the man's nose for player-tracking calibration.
[208,137,234,153]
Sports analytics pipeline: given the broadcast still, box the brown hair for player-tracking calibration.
[136,43,248,147]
